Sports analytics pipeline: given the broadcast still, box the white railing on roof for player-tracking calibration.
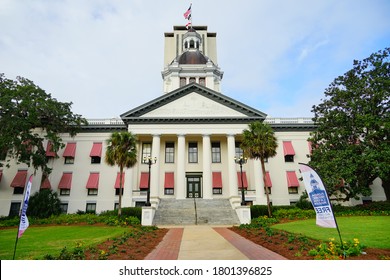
[264,117,313,124]
[86,118,125,125]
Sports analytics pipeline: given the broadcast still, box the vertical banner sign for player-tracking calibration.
[18,175,33,238]
[298,163,336,228]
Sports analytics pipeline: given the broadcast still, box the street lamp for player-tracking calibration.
[143,156,157,207]
[234,155,248,206]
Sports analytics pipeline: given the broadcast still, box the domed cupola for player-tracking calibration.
[182,27,202,51]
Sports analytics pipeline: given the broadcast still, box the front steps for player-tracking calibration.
[153,198,240,226]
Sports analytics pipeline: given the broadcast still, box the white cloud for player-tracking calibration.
[1,0,389,118]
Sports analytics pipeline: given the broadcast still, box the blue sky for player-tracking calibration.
[1,0,389,118]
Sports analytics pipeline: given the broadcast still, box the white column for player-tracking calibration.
[202,134,212,199]
[176,134,186,199]
[151,134,160,199]
[227,134,238,198]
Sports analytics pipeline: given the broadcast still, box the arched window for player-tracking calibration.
[190,40,195,48]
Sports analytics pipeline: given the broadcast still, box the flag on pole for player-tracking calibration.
[298,163,337,228]
[183,4,192,19]
[18,174,33,238]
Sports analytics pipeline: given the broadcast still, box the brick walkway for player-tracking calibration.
[144,226,287,260]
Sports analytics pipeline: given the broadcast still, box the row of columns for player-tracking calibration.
[146,134,264,201]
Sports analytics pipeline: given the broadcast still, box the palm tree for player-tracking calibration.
[241,121,278,217]
[105,131,137,217]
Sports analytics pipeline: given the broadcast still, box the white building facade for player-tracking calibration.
[0,25,385,218]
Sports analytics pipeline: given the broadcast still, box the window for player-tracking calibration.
[285,155,294,162]
[88,189,98,196]
[288,187,298,194]
[91,156,101,164]
[90,142,102,164]
[199,78,205,86]
[165,142,175,163]
[213,188,222,195]
[114,203,119,210]
[64,157,74,164]
[211,142,221,163]
[165,189,174,195]
[60,189,70,196]
[86,203,96,214]
[283,141,295,162]
[188,142,198,163]
[180,77,186,87]
[115,188,124,196]
[189,77,195,83]
[9,202,21,217]
[60,203,68,214]
[235,142,243,159]
[13,187,24,195]
[142,143,152,160]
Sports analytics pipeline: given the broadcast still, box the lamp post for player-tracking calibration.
[143,156,157,207]
[234,155,248,206]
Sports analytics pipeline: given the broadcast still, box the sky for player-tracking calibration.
[1,0,389,119]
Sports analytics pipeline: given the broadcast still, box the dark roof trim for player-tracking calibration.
[120,83,267,123]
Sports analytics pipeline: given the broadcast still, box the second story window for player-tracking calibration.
[211,142,221,163]
[165,142,175,163]
[188,142,198,163]
[235,142,243,159]
[142,143,152,160]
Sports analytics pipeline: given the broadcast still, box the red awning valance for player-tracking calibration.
[164,172,174,189]
[237,171,248,189]
[114,172,125,189]
[46,141,56,157]
[86,173,99,189]
[63,142,76,158]
[265,171,272,188]
[139,172,149,189]
[10,170,27,188]
[286,171,300,187]
[90,143,102,157]
[212,172,223,188]
[58,173,72,189]
[283,141,295,156]
[41,177,51,189]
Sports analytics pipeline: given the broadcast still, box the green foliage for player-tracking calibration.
[0,74,87,174]
[295,191,314,210]
[44,243,85,260]
[100,207,142,220]
[240,216,279,229]
[273,208,316,220]
[309,47,390,201]
[241,121,278,217]
[27,189,62,218]
[105,132,138,216]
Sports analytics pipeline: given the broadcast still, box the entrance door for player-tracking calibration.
[187,176,202,198]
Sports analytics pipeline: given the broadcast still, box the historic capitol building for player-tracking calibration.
[0,24,385,224]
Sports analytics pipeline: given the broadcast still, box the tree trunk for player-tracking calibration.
[118,166,123,217]
[261,159,272,217]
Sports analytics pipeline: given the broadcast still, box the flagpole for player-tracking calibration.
[12,174,33,260]
[298,163,346,259]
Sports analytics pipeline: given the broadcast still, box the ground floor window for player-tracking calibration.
[164,188,174,195]
[60,203,68,214]
[288,187,298,194]
[264,187,272,195]
[135,201,146,207]
[86,203,96,214]
[9,202,21,217]
[213,188,222,194]
[115,188,124,196]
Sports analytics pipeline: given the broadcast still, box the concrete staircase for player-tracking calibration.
[153,198,240,226]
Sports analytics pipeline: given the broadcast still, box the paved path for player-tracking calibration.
[145,225,287,260]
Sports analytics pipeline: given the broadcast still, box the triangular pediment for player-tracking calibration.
[121,83,266,124]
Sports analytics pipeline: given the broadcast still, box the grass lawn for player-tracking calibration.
[272,216,390,249]
[0,225,132,260]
